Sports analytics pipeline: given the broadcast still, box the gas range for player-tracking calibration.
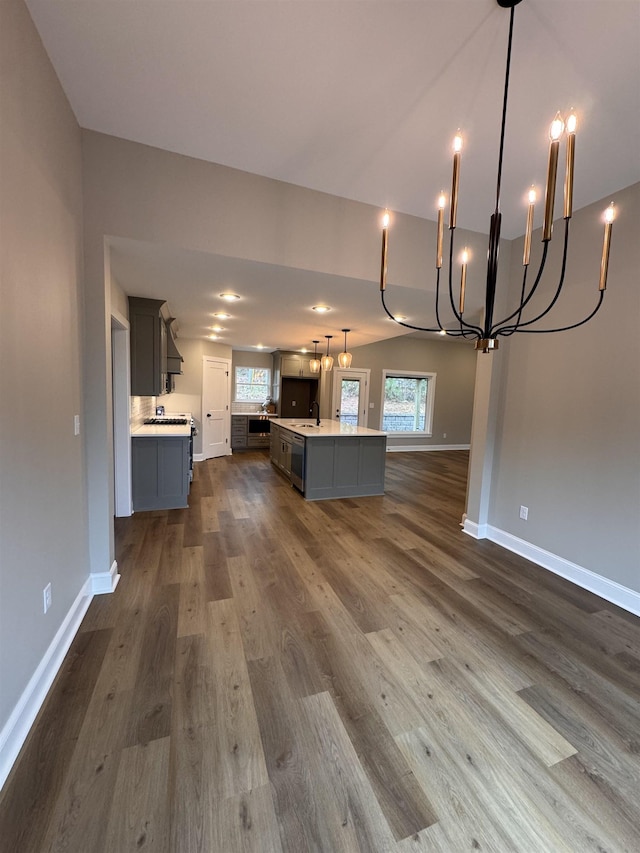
[144,417,188,425]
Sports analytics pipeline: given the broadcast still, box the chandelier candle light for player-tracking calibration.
[379,0,616,353]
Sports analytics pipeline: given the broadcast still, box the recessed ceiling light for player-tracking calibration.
[300,347,308,353]
[211,325,225,332]
[390,314,406,322]
[256,344,266,349]
[439,329,447,336]
[312,305,331,313]
[213,312,230,319]
[209,334,220,340]
[219,292,240,301]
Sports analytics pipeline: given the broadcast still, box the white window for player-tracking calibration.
[381,370,436,435]
[235,366,271,402]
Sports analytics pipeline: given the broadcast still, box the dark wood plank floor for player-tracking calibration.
[2,450,639,852]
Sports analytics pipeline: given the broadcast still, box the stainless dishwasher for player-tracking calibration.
[290,433,305,492]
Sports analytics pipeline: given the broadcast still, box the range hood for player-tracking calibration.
[166,318,184,374]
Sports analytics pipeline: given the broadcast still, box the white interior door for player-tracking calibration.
[331,368,370,427]
[202,357,230,458]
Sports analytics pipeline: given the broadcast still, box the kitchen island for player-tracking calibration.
[270,418,387,500]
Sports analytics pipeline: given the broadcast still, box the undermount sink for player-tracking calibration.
[292,423,319,428]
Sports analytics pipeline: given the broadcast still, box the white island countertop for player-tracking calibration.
[272,418,386,438]
[132,412,192,438]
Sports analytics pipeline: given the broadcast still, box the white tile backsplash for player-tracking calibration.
[231,401,268,414]
[130,396,155,429]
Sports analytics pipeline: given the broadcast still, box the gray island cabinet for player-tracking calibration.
[270,418,387,500]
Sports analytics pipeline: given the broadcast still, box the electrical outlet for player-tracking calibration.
[369,402,374,409]
[43,583,52,614]
[443,432,447,438]
[519,505,528,521]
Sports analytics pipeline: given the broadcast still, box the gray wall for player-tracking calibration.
[0,0,86,730]
[489,182,640,591]
[349,337,477,447]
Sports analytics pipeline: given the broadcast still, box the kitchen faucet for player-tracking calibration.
[310,400,320,426]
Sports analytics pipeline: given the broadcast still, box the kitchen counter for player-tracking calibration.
[132,412,192,437]
[271,418,387,438]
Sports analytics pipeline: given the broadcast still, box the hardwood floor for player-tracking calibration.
[2,450,639,852]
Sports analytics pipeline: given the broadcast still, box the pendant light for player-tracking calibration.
[321,335,334,371]
[338,328,352,368]
[379,0,616,353]
[309,340,321,374]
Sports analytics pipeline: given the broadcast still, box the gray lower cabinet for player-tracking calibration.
[304,436,386,500]
[270,426,386,499]
[132,436,190,511]
[269,422,292,479]
[231,415,248,450]
[270,423,281,467]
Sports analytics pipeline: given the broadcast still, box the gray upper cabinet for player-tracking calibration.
[129,296,168,396]
[272,350,320,416]
[280,353,315,378]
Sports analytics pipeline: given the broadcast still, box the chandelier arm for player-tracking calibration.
[491,240,549,331]
[380,289,442,333]
[496,266,529,337]
[434,267,445,330]
[435,266,473,337]
[495,219,570,335]
[447,228,483,337]
[500,291,605,334]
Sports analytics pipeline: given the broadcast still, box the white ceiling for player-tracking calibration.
[26,0,640,350]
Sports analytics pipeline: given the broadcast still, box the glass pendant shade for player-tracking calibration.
[309,340,321,373]
[338,328,352,368]
[321,354,334,371]
[321,335,334,371]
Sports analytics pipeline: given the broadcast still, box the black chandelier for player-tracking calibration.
[379,0,616,353]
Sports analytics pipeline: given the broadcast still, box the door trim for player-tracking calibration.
[331,368,371,427]
[202,356,231,458]
[111,311,132,516]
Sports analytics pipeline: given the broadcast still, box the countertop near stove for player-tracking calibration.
[131,412,192,438]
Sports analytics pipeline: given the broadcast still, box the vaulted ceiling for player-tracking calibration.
[26,0,640,349]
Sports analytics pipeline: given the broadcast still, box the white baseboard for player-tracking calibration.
[0,578,94,791]
[386,444,470,453]
[90,559,120,595]
[464,522,640,617]
[462,518,488,539]
[193,452,205,463]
